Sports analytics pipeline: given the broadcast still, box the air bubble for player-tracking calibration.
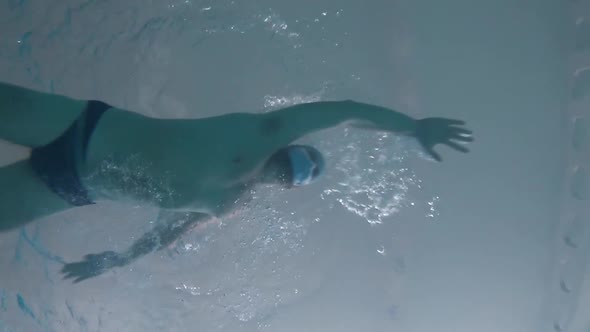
[563,215,586,249]
[572,68,590,100]
[576,19,590,51]
[570,167,588,200]
[572,117,588,152]
[560,279,572,293]
[564,235,578,248]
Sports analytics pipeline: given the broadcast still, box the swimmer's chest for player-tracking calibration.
[157,114,273,209]
[84,110,269,211]
[164,114,274,183]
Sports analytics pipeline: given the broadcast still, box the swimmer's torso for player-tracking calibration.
[80,108,274,215]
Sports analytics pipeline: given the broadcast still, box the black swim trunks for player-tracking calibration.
[29,100,111,206]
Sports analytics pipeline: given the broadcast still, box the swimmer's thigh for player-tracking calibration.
[0,82,87,148]
[0,160,72,232]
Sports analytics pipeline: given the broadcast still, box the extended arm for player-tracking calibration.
[62,211,211,283]
[263,100,416,143]
[262,100,473,161]
[120,211,210,263]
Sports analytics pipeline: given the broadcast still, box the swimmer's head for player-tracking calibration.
[263,145,325,188]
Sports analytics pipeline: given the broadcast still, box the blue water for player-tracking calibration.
[0,0,588,331]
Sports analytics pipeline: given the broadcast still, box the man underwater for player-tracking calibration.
[0,82,473,282]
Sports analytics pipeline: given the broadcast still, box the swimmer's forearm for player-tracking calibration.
[270,100,417,142]
[61,213,211,282]
[118,212,210,265]
[118,229,165,265]
[345,101,417,134]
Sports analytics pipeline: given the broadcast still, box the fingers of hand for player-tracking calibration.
[444,140,469,153]
[444,128,471,153]
[61,258,103,283]
[426,146,442,162]
[420,119,472,160]
[61,263,79,278]
[431,118,466,126]
[446,125,473,145]
[62,263,92,283]
[449,126,473,137]
[450,132,473,142]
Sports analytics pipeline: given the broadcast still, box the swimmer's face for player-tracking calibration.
[264,145,325,188]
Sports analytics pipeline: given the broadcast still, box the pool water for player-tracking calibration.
[0,0,587,331]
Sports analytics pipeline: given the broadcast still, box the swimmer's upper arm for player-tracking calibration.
[254,102,348,147]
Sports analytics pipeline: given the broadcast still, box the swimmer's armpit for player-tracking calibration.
[61,211,211,283]
[259,115,283,136]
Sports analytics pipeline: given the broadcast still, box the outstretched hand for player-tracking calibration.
[415,117,473,162]
[61,251,125,283]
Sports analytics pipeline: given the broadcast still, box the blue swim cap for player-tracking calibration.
[287,145,325,186]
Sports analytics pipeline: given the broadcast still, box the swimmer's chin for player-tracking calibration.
[259,155,293,187]
[257,170,293,189]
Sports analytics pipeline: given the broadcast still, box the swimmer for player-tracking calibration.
[0,82,473,282]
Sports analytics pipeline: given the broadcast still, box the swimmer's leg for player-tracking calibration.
[0,160,72,232]
[0,82,87,147]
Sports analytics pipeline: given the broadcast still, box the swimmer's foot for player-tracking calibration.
[61,251,124,283]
